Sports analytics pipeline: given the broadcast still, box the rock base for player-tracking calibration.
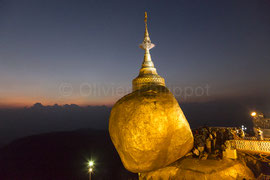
[139,157,254,180]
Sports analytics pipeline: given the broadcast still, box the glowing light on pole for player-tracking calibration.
[88,161,94,167]
[251,112,257,117]
[88,160,94,180]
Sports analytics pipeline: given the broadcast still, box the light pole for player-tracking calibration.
[88,161,94,180]
[89,167,93,180]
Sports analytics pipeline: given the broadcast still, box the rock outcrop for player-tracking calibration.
[109,85,193,173]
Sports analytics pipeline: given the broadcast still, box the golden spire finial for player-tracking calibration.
[144,12,150,39]
[140,11,154,50]
[144,12,147,24]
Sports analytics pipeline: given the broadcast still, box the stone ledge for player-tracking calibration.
[139,157,255,180]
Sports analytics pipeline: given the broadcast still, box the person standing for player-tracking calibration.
[257,128,264,140]
[197,135,205,159]
[211,130,217,151]
[240,129,245,139]
[206,135,212,153]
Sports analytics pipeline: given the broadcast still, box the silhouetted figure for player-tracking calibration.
[257,128,264,140]
[206,135,211,153]
[211,130,217,151]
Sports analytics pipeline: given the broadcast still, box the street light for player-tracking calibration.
[251,112,257,117]
[88,161,94,167]
[88,161,94,180]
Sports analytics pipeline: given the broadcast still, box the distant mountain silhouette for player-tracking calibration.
[0,103,111,145]
[0,98,269,145]
[0,129,137,180]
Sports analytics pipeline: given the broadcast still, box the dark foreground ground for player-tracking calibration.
[0,129,138,180]
[1,128,270,179]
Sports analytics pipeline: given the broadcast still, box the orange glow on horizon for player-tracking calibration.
[0,97,116,108]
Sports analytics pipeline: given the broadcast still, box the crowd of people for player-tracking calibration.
[191,127,245,160]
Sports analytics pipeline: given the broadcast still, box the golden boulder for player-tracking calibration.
[109,85,194,173]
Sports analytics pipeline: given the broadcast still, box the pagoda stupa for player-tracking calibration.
[109,12,194,173]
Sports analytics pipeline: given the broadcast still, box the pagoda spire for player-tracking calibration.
[139,12,155,67]
[139,12,154,50]
[132,12,165,91]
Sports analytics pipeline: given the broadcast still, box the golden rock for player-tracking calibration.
[139,157,255,180]
[109,85,194,173]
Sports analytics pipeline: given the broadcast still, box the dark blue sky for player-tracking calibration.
[0,0,269,107]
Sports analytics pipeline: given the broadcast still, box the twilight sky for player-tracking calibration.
[0,0,270,107]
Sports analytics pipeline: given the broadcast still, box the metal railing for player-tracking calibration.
[230,139,270,155]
